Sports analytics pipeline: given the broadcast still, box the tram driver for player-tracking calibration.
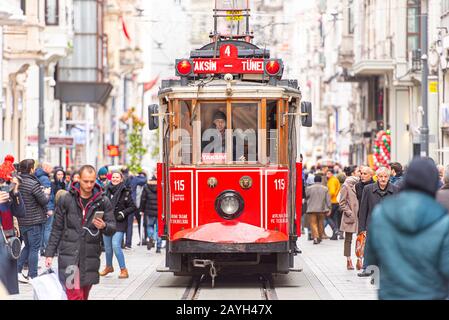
[201,111,247,163]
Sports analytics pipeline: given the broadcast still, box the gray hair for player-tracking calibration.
[444,165,449,184]
[376,167,391,177]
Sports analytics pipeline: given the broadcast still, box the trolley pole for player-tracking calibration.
[420,0,429,157]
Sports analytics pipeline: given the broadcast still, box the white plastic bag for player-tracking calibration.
[30,269,67,300]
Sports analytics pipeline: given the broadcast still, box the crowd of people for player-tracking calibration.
[2,153,449,300]
[0,156,160,300]
[303,158,449,299]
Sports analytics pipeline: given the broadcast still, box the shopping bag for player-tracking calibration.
[355,232,366,258]
[30,269,67,300]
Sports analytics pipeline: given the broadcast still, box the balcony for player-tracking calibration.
[43,28,74,62]
[0,0,25,25]
[352,59,395,76]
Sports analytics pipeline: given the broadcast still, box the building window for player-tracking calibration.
[348,0,355,34]
[407,0,421,54]
[443,0,449,16]
[45,0,59,25]
[20,0,26,15]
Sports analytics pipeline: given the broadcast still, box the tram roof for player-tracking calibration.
[158,79,301,100]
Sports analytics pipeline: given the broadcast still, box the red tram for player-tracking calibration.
[148,1,312,283]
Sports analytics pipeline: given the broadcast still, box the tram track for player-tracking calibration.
[181,274,278,300]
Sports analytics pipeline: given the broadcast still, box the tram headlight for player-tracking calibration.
[215,191,244,220]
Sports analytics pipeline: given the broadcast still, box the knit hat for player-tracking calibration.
[213,111,226,122]
[403,157,439,197]
[98,166,108,176]
[0,155,15,182]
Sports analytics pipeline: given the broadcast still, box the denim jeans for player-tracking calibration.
[41,215,54,253]
[103,232,126,269]
[17,224,44,279]
[125,214,134,247]
[146,216,162,249]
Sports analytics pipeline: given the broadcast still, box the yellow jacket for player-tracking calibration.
[327,176,341,204]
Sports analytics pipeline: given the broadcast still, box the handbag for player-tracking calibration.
[0,226,21,260]
[355,232,366,258]
[30,269,67,300]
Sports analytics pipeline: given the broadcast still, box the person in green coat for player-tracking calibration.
[364,157,449,300]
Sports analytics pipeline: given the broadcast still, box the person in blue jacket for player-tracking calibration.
[35,163,54,256]
[364,157,449,300]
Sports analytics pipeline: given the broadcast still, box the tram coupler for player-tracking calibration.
[192,259,218,288]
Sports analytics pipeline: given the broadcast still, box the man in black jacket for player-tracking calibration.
[139,175,161,252]
[358,166,399,277]
[16,159,49,282]
[355,166,374,203]
[45,165,116,300]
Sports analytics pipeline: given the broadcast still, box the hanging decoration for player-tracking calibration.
[373,130,391,170]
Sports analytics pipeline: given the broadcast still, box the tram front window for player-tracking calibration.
[232,103,258,163]
[201,103,227,163]
[200,102,258,164]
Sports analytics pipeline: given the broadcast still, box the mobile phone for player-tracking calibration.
[0,185,10,193]
[94,211,104,220]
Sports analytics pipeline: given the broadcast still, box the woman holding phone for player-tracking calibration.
[100,171,136,279]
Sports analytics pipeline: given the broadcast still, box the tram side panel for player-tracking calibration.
[165,167,290,243]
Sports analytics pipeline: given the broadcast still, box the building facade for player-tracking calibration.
[1,0,73,165]
[297,0,442,167]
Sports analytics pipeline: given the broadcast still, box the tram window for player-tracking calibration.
[267,101,278,164]
[201,103,227,164]
[232,103,258,163]
[179,101,192,165]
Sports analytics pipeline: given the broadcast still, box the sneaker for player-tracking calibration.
[357,270,373,277]
[18,273,29,284]
[330,233,338,240]
[156,248,161,253]
[313,239,319,245]
[338,232,345,240]
[124,246,132,250]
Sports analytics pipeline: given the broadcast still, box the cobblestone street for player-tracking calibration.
[11,226,377,300]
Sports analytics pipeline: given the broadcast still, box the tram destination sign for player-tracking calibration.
[176,44,282,76]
